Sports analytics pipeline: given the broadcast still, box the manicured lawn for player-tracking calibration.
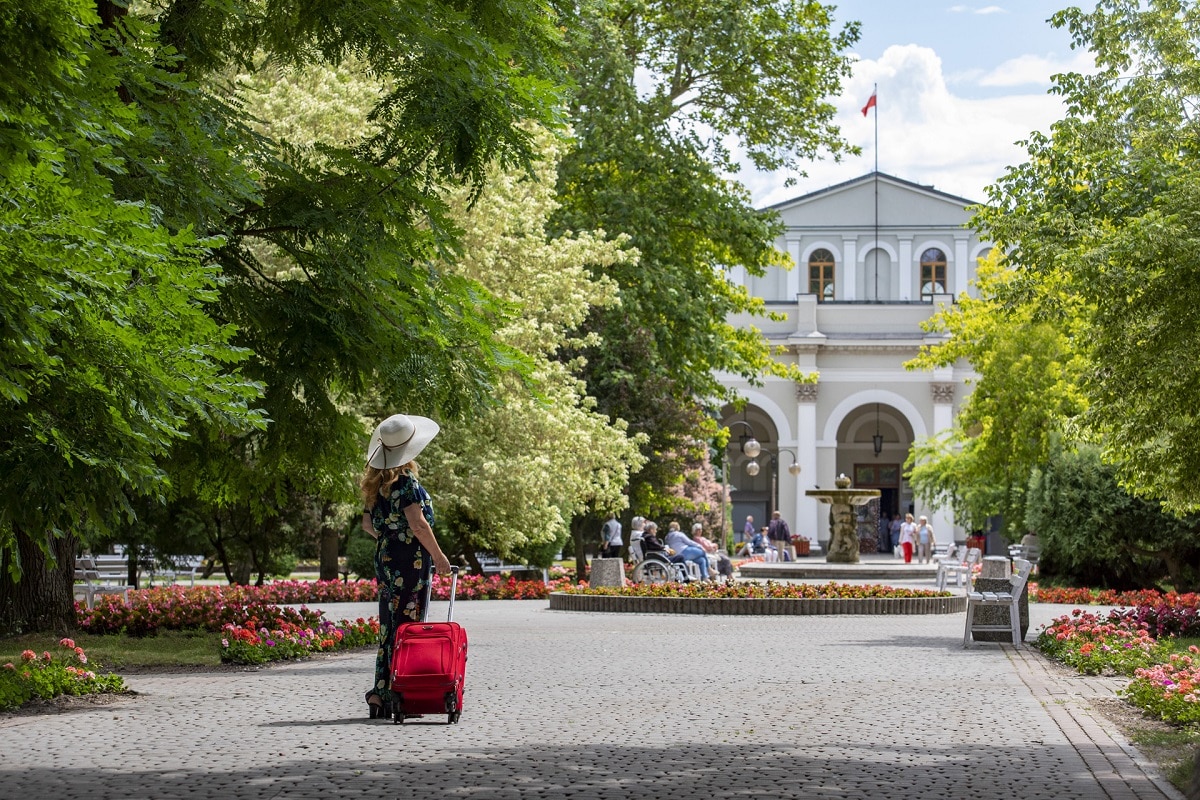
[0,630,225,671]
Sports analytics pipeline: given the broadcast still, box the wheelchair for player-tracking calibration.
[631,549,700,584]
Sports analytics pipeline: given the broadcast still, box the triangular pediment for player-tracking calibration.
[766,172,981,230]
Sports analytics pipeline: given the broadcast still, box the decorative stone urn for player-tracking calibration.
[806,476,881,564]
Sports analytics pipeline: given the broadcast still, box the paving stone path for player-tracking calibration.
[0,600,1183,799]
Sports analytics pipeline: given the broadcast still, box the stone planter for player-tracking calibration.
[548,592,966,615]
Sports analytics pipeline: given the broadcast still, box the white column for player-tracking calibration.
[954,235,969,297]
[786,240,802,299]
[929,382,958,541]
[795,382,820,542]
[898,237,913,300]
[841,238,857,301]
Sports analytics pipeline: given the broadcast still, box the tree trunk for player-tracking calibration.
[571,516,589,582]
[318,502,340,582]
[0,527,78,636]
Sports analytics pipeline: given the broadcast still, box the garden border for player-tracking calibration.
[548,592,966,615]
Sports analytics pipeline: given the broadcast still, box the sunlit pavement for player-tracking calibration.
[0,594,1180,799]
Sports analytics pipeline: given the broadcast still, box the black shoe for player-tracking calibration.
[366,692,384,719]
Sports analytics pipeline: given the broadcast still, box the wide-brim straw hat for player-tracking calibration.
[365,414,440,469]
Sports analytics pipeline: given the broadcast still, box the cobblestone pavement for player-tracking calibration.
[0,600,1184,800]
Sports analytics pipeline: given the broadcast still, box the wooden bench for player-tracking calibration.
[74,555,132,609]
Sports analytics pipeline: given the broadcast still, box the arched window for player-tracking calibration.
[808,249,835,301]
[920,248,947,297]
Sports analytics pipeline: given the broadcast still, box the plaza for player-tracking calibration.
[0,595,1180,800]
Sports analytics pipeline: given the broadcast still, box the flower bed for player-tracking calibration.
[1029,585,1199,607]
[1036,602,1200,725]
[1035,610,1165,675]
[221,617,379,665]
[77,586,327,636]
[429,572,581,600]
[0,639,125,711]
[562,580,949,599]
[1125,648,1200,725]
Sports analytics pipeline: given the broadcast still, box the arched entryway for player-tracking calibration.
[833,403,914,553]
[719,406,791,545]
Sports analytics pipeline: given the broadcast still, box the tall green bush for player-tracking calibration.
[1026,445,1200,590]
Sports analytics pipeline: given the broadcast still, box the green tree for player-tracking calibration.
[552,0,858,518]
[977,0,1200,513]
[2,0,568,627]
[1026,445,1200,591]
[0,0,263,633]
[421,129,647,569]
[905,256,1088,537]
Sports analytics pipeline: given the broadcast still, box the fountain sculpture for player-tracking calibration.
[805,474,881,564]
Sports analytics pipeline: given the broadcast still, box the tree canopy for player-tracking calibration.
[0,0,568,629]
[552,0,858,514]
[977,0,1200,513]
[905,255,1087,536]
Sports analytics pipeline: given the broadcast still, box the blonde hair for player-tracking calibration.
[668,521,681,532]
[360,461,418,508]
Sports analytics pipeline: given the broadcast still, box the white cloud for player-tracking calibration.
[740,44,1071,206]
[980,50,1094,87]
[948,4,1007,13]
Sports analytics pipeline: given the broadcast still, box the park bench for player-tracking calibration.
[474,552,550,585]
[963,558,1034,648]
[148,554,208,586]
[74,554,132,609]
[935,546,981,592]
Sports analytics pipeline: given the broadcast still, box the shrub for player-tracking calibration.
[1035,610,1165,675]
[220,617,379,665]
[1123,647,1200,725]
[0,640,126,711]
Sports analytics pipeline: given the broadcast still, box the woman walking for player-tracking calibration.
[360,413,452,719]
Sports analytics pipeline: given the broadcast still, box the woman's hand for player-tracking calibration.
[432,552,452,576]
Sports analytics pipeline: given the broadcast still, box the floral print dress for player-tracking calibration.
[368,471,435,703]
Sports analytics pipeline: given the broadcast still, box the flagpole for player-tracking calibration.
[873,83,879,302]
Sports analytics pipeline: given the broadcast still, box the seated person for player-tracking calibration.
[663,521,710,579]
[758,526,779,562]
[691,523,733,579]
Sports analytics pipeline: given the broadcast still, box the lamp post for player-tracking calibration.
[722,419,763,545]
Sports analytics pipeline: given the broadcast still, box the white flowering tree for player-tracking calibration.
[421,131,648,567]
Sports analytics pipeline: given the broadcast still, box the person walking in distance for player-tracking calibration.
[767,510,794,562]
[898,512,917,564]
[600,512,623,559]
[915,515,936,564]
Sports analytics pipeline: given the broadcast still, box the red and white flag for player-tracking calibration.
[861,91,877,116]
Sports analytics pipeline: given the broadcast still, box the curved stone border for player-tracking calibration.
[548,592,966,615]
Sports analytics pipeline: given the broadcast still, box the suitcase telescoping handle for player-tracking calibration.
[422,564,459,623]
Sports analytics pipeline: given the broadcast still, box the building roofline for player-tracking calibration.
[762,171,984,212]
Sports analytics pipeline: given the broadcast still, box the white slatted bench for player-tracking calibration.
[74,555,132,610]
[963,558,1034,647]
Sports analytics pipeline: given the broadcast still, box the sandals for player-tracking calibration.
[366,692,386,719]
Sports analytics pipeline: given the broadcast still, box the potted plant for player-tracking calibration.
[792,535,811,557]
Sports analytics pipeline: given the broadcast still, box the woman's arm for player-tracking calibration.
[404,503,452,575]
[361,512,376,538]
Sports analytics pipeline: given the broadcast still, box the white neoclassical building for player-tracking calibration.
[718,172,991,550]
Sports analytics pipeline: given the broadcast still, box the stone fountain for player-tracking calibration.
[805,474,881,564]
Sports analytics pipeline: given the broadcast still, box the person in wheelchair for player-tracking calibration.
[635,523,692,583]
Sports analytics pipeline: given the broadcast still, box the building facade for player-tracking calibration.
[718,172,991,549]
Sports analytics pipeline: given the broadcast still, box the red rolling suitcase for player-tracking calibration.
[389,565,467,724]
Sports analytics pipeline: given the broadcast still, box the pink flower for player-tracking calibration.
[42,651,52,662]
[60,638,76,649]
[20,650,35,662]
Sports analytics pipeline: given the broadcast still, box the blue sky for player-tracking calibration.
[745,1,1091,206]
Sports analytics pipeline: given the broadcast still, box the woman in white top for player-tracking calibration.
[898,513,917,564]
[915,515,936,564]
